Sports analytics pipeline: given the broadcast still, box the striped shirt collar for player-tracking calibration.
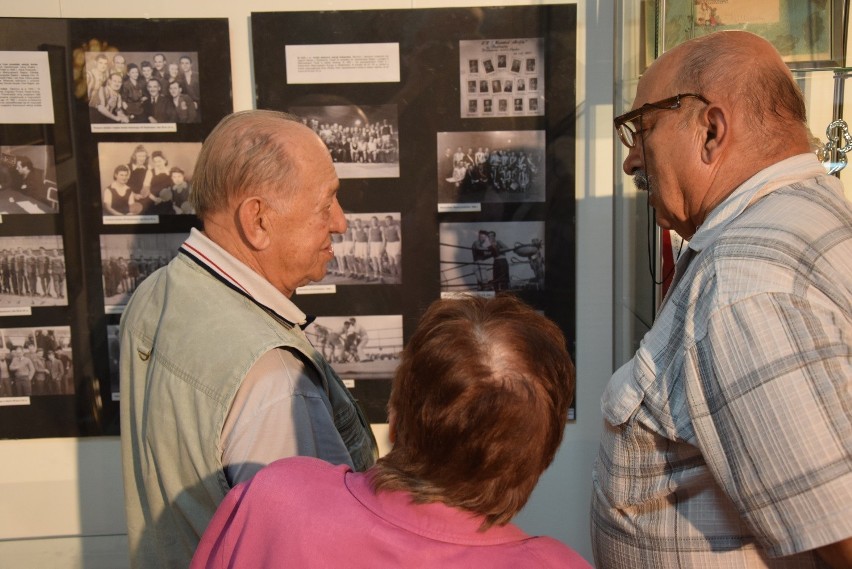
[180,227,309,328]
[689,153,826,253]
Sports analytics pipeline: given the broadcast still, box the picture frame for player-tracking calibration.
[658,0,847,69]
[252,4,578,422]
[0,16,230,439]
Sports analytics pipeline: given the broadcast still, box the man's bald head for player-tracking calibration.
[190,110,321,218]
[663,31,808,150]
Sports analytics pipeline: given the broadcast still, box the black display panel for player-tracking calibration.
[0,17,232,438]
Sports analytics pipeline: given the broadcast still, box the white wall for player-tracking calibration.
[0,1,615,567]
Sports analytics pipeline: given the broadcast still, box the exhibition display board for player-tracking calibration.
[0,5,577,436]
[0,18,232,438]
[252,5,577,422]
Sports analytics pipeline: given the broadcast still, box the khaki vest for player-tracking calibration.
[120,252,377,568]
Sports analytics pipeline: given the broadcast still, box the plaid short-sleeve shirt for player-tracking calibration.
[591,155,852,568]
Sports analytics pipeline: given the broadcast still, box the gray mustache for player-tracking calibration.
[633,170,650,192]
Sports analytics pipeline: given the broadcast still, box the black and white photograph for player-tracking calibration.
[305,314,403,380]
[459,38,545,118]
[289,105,399,179]
[0,236,67,309]
[98,142,201,217]
[100,232,188,308]
[84,50,202,129]
[439,221,545,294]
[0,146,58,214]
[311,212,402,287]
[0,326,74,398]
[437,131,545,205]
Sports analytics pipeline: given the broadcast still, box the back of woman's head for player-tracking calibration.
[372,294,575,529]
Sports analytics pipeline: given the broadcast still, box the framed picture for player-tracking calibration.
[252,4,578,421]
[0,17,229,439]
[659,0,847,68]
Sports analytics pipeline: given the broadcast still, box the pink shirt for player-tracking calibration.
[192,457,591,568]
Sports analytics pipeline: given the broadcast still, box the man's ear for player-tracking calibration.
[235,196,272,250]
[702,105,728,164]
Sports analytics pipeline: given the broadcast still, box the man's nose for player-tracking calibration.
[622,144,642,176]
[329,199,346,233]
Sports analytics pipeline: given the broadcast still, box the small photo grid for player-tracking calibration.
[318,212,401,286]
[100,232,188,309]
[290,105,399,179]
[0,236,67,310]
[305,314,403,380]
[0,145,58,214]
[437,130,545,205]
[0,326,74,398]
[98,142,201,217]
[439,221,544,295]
[84,51,201,127]
[459,38,544,118]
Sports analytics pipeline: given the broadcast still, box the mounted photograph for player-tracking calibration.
[0,236,66,312]
[0,326,73,399]
[84,50,201,131]
[437,130,545,205]
[289,105,399,179]
[100,232,187,310]
[439,221,545,295]
[459,37,545,118]
[304,212,402,288]
[98,142,200,218]
[304,314,403,381]
[0,145,58,214]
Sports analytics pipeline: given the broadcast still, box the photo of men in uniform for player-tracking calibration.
[100,232,188,309]
[307,212,402,287]
[0,237,67,309]
[0,326,74,398]
[437,131,545,205]
[289,105,399,179]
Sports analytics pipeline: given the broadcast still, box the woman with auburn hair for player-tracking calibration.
[192,295,590,568]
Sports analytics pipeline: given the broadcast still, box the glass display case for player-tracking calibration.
[613,0,851,366]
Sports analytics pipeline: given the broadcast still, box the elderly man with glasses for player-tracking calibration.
[592,31,852,569]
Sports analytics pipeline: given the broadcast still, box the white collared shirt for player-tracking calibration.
[182,228,352,486]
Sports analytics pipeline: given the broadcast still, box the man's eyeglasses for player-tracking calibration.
[614,93,710,148]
